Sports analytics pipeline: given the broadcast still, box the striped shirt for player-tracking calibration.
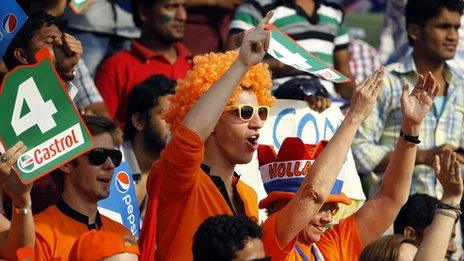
[229,0,349,67]
[352,53,464,197]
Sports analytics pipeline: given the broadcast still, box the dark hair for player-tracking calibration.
[123,74,176,142]
[3,11,66,70]
[359,234,418,261]
[393,193,438,235]
[51,115,117,192]
[273,78,330,100]
[192,215,263,261]
[405,0,464,45]
[131,0,159,28]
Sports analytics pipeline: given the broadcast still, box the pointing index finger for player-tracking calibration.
[257,11,274,29]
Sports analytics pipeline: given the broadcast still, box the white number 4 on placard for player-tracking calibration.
[11,77,58,136]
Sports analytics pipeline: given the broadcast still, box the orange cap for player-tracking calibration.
[69,230,140,261]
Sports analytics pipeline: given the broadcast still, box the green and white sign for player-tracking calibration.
[265,24,350,83]
[0,49,94,184]
[69,0,93,14]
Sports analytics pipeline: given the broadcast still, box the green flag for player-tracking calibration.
[0,49,94,184]
[265,24,350,83]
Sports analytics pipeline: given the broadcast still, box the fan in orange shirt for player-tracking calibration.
[138,12,276,260]
[257,71,441,261]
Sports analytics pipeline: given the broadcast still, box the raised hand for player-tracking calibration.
[346,67,384,122]
[434,150,463,203]
[238,11,273,67]
[0,142,26,184]
[401,72,439,126]
[3,172,32,208]
[53,33,83,81]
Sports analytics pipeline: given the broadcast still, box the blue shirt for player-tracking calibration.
[352,52,464,196]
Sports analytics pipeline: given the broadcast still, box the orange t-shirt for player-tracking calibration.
[140,124,258,260]
[263,212,362,261]
[34,203,131,260]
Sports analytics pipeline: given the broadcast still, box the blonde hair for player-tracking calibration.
[163,50,275,132]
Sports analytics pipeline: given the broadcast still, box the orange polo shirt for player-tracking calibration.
[139,123,258,260]
[263,212,362,261]
[34,199,132,260]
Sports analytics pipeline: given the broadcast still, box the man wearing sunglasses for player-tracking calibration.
[33,115,136,260]
[138,12,275,260]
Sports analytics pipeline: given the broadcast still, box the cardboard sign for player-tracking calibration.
[69,0,94,14]
[265,24,350,83]
[0,49,94,184]
[237,100,365,220]
[0,0,27,59]
[98,161,141,238]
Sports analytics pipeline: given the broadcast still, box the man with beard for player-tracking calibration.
[122,74,176,219]
[95,0,191,127]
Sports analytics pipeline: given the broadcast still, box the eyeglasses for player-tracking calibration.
[224,105,270,121]
[319,203,340,216]
[87,148,122,167]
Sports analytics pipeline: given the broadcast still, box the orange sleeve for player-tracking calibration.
[317,215,363,260]
[148,123,204,199]
[262,213,297,260]
[34,226,53,260]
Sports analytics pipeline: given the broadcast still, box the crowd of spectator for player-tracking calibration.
[0,0,463,260]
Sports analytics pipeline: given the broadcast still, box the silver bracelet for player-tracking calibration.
[13,205,31,215]
[435,209,459,220]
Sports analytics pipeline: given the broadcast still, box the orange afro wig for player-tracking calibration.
[163,50,276,132]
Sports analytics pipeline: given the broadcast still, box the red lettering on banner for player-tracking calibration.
[269,163,277,179]
[267,161,313,180]
[302,161,311,176]
[31,130,80,166]
[286,162,293,177]
[34,149,42,164]
[278,164,285,177]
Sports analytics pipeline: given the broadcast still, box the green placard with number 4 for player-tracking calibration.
[0,49,94,184]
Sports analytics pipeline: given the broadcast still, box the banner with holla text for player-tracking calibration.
[236,100,365,220]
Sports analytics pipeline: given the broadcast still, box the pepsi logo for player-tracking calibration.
[115,171,130,193]
[2,13,18,34]
[18,154,35,173]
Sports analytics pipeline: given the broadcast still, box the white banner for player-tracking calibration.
[236,100,365,219]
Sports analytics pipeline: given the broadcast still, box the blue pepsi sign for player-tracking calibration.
[0,0,27,60]
[98,161,141,238]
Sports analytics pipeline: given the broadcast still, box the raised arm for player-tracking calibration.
[354,72,439,246]
[0,142,34,260]
[414,150,463,261]
[275,68,385,247]
[182,12,273,142]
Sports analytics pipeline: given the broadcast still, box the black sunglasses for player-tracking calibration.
[87,148,122,167]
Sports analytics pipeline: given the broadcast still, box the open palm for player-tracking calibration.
[401,72,439,125]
